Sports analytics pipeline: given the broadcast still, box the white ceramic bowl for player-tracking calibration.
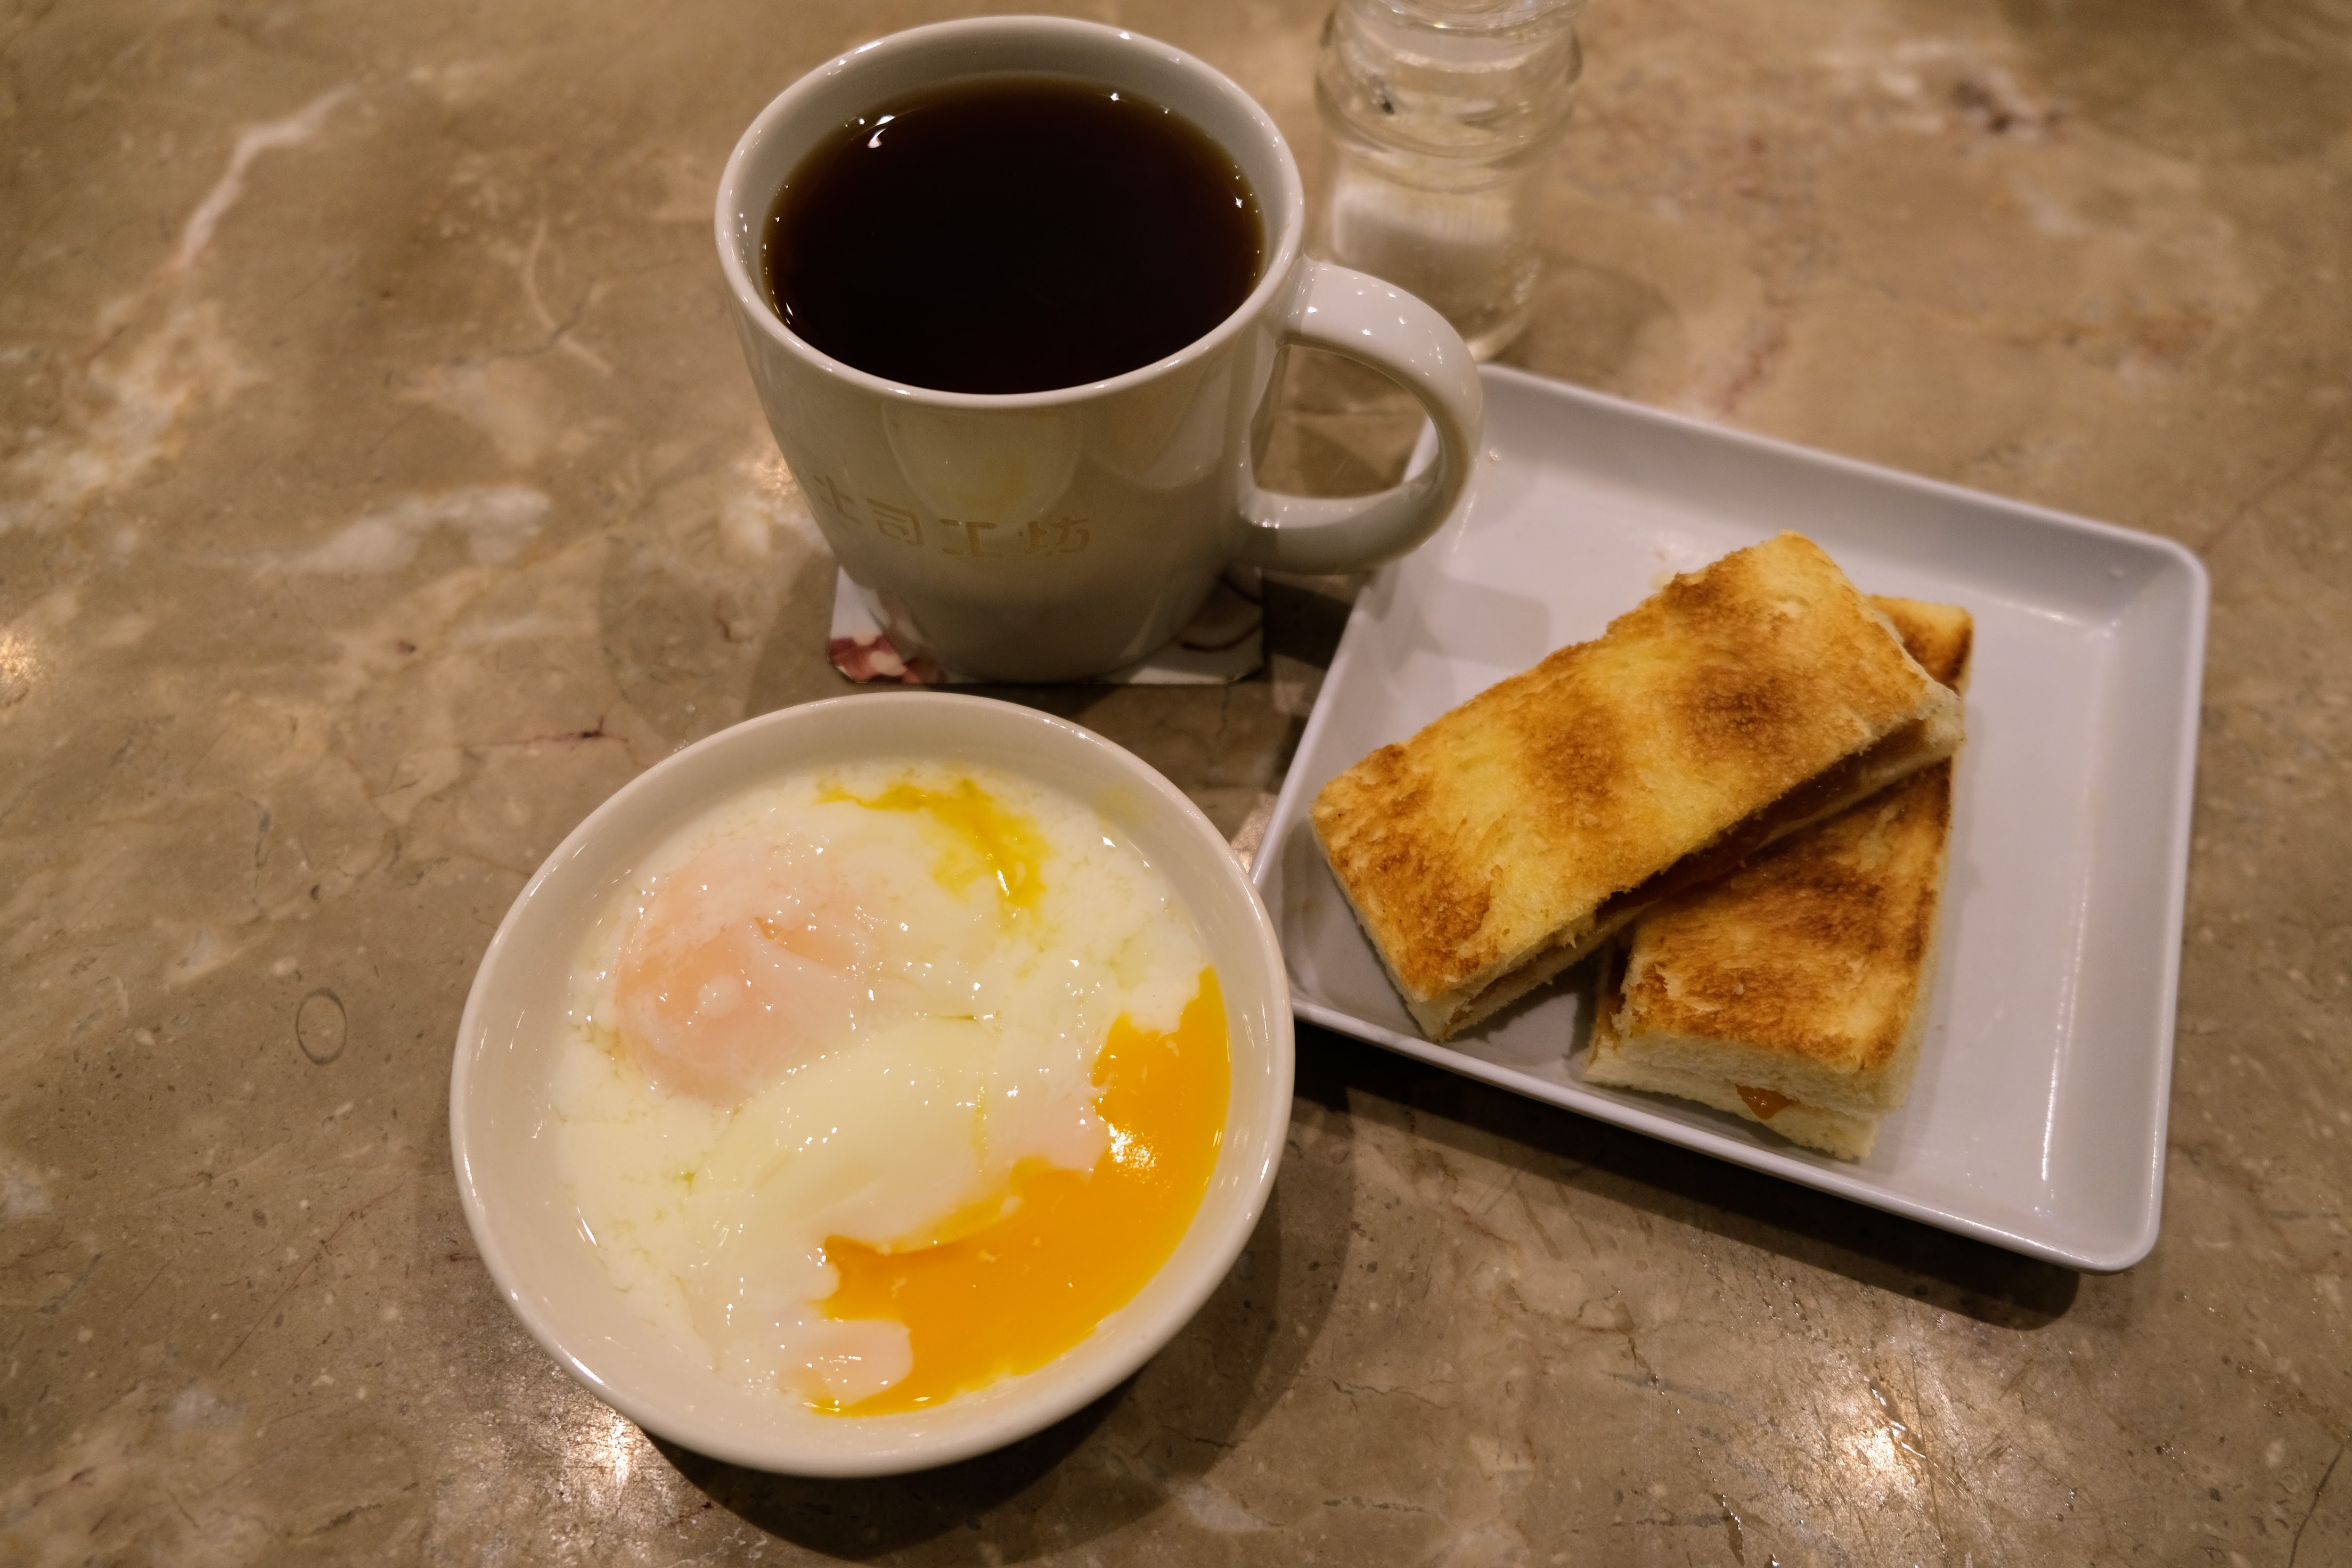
[448,693,1294,1475]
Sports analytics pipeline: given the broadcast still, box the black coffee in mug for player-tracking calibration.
[762,75,1263,395]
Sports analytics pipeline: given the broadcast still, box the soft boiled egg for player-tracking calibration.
[551,761,1227,1414]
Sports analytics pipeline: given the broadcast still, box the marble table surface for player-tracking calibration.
[4,1,2349,1563]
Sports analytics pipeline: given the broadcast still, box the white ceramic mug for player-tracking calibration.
[716,16,1484,683]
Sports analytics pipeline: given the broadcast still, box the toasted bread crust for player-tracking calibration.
[1581,598,1974,1157]
[1311,534,1954,1035]
[1613,759,1954,1087]
[1871,597,1973,693]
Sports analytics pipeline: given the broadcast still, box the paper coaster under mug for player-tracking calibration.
[827,567,1265,686]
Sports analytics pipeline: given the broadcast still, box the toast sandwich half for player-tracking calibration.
[1582,597,1973,1159]
[1311,534,1965,1041]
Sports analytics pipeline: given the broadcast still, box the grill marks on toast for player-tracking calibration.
[1618,762,1955,1076]
[1592,716,1930,922]
[1674,661,1810,769]
[1585,595,1974,1159]
[1318,741,1501,995]
[1311,534,1958,1038]
[1501,667,1629,834]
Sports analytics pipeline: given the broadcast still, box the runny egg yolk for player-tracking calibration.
[815,966,1230,1415]
[822,776,1048,911]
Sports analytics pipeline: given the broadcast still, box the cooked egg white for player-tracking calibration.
[551,761,1225,1412]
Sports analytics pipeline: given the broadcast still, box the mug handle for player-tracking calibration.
[1234,259,1484,576]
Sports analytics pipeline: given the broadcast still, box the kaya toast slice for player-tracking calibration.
[1311,534,1964,1041]
[1583,597,1973,1159]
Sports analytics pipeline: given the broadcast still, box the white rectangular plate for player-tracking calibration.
[1254,366,2208,1272]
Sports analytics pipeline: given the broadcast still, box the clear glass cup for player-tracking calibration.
[1313,0,1587,359]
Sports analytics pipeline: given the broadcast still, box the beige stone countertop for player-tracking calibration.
[3,1,2348,1563]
